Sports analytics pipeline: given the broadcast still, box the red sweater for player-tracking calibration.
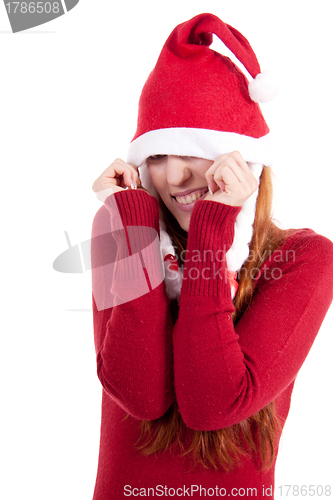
[90,189,333,499]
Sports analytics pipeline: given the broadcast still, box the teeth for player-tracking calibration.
[175,190,206,205]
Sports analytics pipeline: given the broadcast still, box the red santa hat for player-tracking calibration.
[127,12,280,167]
[126,13,280,299]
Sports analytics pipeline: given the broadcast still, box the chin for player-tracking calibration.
[178,217,190,233]
[168,206,191,232]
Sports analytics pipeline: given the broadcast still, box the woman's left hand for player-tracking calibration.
[204,151,258,206]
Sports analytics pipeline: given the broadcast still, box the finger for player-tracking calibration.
[205,162,221,194]
[215,165,257,204]
[92,176,118,193]
[206,159,245,194]
[211,151,251,180]
[215,165,242,192]
[227,151,249,172]
[225,157,259,193]
[92,163,120,192]
[95,185,124,203]
[222,158,247,183]
[113,160,139,189]
[227,152,258,192]
[122,168,139,189]
[214,178,226,193]
[92,160,138,192]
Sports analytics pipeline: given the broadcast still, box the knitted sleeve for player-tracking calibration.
[173,199,333,430]
[91,189,175,420]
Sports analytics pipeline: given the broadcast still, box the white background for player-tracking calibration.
[0,1,332,499]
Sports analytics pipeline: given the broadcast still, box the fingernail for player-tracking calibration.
[131,182,135,190]
[209,186,213,196]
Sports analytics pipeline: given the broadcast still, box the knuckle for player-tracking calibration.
[252,177,259,190]
[215,153,226,162]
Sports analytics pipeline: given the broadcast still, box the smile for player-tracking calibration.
[172,188,208,211]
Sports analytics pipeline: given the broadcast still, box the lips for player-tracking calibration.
[172,188,208,211]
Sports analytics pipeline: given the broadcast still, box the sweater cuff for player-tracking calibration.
[93,190,164,310]
[181,200,241,296]
[105,189,160,231]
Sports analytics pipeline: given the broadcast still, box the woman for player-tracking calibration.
[90,13,333,499]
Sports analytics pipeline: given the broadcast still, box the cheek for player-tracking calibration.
[147,167,166,195]
[197,161,213,177]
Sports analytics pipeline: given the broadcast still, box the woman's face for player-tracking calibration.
[146,155,213,232]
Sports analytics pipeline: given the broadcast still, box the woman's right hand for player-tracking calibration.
[92,158,139,202]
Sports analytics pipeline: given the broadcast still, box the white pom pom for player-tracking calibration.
[248,69,282,103]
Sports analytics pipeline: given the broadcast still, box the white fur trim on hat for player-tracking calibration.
[127,128,273,168]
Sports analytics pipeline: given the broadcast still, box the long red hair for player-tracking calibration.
[135,166,286,471]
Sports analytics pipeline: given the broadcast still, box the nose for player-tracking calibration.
[166,156,192,186]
